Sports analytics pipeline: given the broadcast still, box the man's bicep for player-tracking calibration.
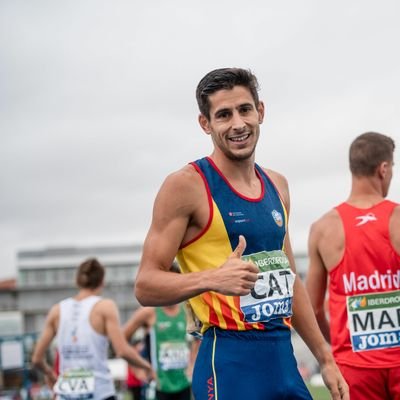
[141,173,194,271]
[141,217,188,271]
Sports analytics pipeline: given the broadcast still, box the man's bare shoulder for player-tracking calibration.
[389,204,400,251]
[309,209,344,255]
[314,208,340,225]
[48,303,60,321]
[262,167,288,187]
[392,203,400,219]
[311,209,341,234]
[310,208,345,269]
[162,164,203,193]
[42,303,60,332]
[262,167,290,207]
[95,298,118,315]
[155,164,205,214]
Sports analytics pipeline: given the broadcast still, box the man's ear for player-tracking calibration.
[378,161,389,179]
[258,101,265,124]
[198,114,211,135]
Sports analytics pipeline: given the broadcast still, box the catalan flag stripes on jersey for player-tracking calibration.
[176,157,293,333]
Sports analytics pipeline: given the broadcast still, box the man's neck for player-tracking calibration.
[347,176,385,207]
[208,153,260,196]
[75,287,101,300]
[162,304,180,316]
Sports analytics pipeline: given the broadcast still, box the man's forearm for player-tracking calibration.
[135,269,210,306]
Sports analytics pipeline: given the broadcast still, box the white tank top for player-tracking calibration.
[56,296,115,400]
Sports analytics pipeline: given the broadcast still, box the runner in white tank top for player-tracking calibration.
[56,295,115,399]
[32,258,155,400]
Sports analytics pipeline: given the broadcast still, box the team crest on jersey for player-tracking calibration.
[271,210,283,227]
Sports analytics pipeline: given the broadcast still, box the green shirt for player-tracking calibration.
[150,305,191,393]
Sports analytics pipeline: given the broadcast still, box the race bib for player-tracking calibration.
[158,341,189,371]
[347,290,400,352]
[54,369,94,400]
[240,250,295,323]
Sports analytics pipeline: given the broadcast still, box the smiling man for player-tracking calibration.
[134,68,348,400]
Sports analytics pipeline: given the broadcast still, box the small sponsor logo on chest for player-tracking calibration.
[228,211,250,224]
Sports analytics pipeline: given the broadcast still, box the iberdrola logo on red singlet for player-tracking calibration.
[349,296,367,310]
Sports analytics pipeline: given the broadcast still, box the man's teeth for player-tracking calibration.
[230,134,249,142]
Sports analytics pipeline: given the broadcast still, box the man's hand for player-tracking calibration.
[132,365,156,383]
[44,367,57,388]
[212,235,259,296]
[320,360,349,400]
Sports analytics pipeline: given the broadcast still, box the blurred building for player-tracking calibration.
[16,243,142,334]
[0,279,18,314]
[0,242,144,395]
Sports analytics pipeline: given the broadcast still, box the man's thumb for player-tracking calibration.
[231,235,246,258]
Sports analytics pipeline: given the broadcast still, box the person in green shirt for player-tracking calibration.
[124,303,198,400]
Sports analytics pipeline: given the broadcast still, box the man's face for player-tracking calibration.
[199,85,264,161]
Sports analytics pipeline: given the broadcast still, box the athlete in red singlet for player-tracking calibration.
[306,132,400,400]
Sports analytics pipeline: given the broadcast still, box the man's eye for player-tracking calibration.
[216,111,230,119]
[240,106,252,114]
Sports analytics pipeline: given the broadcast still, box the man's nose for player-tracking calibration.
[231,111,246,131]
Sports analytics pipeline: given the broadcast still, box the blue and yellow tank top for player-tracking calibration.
[177,157,294,333]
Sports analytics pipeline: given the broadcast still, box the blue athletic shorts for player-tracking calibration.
[192,327,312,400]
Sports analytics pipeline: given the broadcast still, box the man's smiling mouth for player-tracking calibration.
[229,134,250,142]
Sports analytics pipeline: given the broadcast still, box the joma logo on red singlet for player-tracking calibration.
[207,376,214,399]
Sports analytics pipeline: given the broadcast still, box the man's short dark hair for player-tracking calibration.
[196,68,260,120]
[76,258,105,289]
[349,132,395,176]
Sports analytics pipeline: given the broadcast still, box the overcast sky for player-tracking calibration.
[1,0,399,279]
